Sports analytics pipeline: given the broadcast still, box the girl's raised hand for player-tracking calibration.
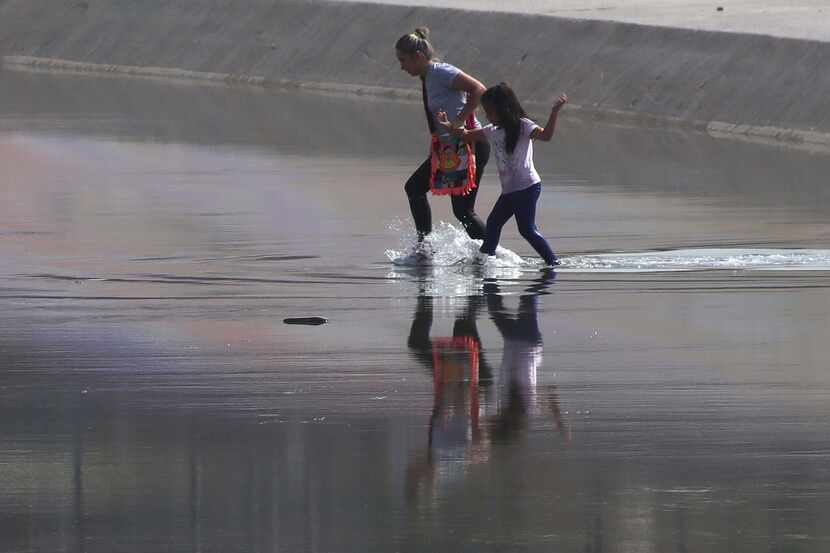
[553,93,568,111]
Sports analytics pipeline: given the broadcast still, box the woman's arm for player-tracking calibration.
[531,93,568,142]
[450,71,486,127]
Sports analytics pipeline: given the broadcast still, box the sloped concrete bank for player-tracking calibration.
[1,0,829,147]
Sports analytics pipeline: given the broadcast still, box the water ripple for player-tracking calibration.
[562,248,830,272]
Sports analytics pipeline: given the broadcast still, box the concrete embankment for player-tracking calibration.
[1,0,829,146]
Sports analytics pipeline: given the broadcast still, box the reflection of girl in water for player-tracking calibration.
[486,284,569,444]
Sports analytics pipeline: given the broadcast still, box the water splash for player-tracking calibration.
[385,223,830,282]
[385,222,537,296]
[385,221,528,269]
[561,248,830,272]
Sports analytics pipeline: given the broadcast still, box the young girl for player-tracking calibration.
[438,83,566,267]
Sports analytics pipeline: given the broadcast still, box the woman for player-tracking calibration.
[395,27,490,242]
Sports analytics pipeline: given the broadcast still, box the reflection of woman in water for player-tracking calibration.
[406,272,568,502]
[407,294,495,478]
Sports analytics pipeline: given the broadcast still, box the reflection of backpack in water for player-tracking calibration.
[432,336,479,383]
[431,336,480,427]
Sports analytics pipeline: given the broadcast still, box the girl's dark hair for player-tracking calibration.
[395,27,434,60]
[481,83,527,154]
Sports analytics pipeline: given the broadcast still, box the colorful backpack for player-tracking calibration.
[429,123,477,196]
[421,78,477,196]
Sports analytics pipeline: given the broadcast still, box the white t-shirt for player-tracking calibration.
[497,341,542,415]
[482,117,542,194]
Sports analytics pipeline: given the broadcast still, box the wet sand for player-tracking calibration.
[2,70,830,552]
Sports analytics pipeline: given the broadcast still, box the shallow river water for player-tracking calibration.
[2,69,830,553]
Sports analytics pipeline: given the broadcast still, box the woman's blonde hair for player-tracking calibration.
[395,27,434,59]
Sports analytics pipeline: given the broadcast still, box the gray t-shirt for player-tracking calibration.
[424,62,481,138]
[482,118,542,194]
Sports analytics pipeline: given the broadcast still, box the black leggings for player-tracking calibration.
[404,141,490,240]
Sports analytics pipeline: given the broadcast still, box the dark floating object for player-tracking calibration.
[716,6,724,11]
[283,316,328,326]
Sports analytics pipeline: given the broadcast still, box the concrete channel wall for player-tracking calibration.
[1,0,829,145]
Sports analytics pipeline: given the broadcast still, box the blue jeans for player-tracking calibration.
[480,182,557,265]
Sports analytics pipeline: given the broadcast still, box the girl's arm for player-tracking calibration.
[450,71,486,127]
[531,93,568,142]
[436,111,487,144]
